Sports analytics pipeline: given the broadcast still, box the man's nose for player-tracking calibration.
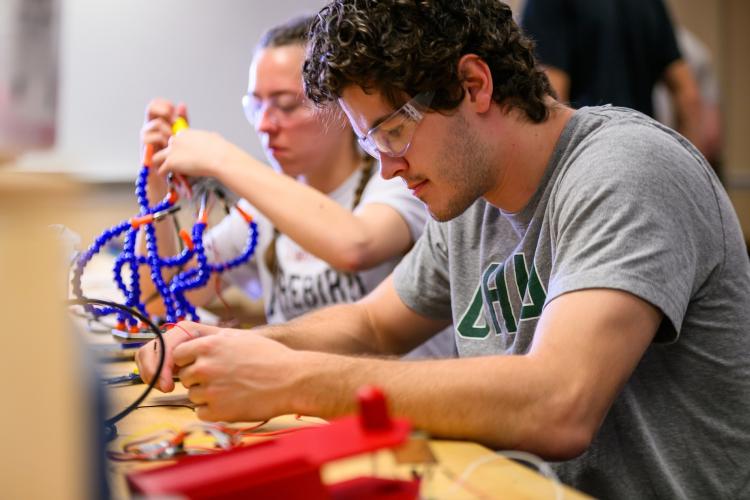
[378,154,408,180]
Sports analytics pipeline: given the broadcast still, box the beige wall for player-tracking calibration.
[722,1,750,176]
[66,1,750,240]
[664,0,750,236]
[666,0,750,171]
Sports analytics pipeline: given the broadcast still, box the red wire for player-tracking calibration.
[162,322,196,340]
[208,243,236,323]
[243,426,320,437]
[109,420,327,462]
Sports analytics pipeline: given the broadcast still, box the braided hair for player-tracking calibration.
[254,15,376,276]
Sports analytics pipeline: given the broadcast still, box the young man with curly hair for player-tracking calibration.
[137,2,750,498]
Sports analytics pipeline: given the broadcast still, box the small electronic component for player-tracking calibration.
[127,386,422,499]
[103,371,141,386]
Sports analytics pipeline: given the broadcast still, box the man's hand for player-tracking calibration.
[174,331,303,422]
[135,321,220,392]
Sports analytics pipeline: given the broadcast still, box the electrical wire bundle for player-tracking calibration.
[68,297,165,436]
[70,124,259,332]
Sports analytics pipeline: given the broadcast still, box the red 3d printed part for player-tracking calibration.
[126,386,420,499]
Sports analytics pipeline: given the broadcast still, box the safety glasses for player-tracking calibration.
[241,92,314,127]
[357,91,435,159]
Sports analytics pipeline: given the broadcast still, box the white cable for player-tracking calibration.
[440,450,564,500]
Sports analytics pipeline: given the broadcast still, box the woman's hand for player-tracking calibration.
[154,129,237,180]
[140,98,190,194]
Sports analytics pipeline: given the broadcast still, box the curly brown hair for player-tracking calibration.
[303,0,554,122]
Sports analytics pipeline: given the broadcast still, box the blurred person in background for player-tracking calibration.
[138,15,456,365]
[521,0,707,154]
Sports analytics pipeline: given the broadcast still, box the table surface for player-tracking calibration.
[80,253,588,499]
[103,361,590,500]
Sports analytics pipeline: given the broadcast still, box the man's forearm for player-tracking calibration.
[259,302,385,354]
[286,351,588,459]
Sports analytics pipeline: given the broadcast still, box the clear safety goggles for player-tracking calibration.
[357,91,435,159]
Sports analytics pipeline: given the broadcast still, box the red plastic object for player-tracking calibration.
[126,386,419,499]
[358,385,392,430]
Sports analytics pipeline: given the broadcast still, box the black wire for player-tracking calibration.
[67,297,166,426]
[137,404,196,412]
[214,187,231,215]
[104,422,118,442]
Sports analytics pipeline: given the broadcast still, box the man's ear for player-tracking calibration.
[458,54,493,113]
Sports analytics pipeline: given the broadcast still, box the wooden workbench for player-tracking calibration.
[105,361,590,499]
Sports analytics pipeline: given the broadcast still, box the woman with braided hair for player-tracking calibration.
[139,15,454,361]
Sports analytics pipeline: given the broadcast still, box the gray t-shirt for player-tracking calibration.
[393,106,750,499]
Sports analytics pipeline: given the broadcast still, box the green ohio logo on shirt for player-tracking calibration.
[457,254,547,339]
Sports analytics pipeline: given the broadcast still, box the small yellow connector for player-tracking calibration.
[172,116,189,134]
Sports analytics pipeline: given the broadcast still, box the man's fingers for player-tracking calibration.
[135,321,204,392]
[135,341,157,383]
[135,339,175,392]
[172,336,207,368]
[195,405,216,422]
[134,347,149,382]
[158,372,176,392]
[186,384,207,405]
[178,362,200,389]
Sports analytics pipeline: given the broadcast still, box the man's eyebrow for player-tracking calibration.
[353,111,391,140]
[368,107,399,131]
